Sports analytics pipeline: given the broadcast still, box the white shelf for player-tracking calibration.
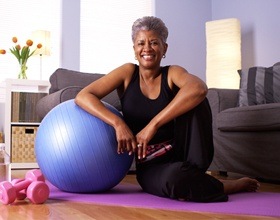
[4,79,50,169]
[11,162,39,169]
[11,122,41,126]
[5,79,50,93]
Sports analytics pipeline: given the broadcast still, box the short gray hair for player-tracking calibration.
[131,16,169,43]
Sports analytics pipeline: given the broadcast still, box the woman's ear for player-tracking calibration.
[164,43,168,54]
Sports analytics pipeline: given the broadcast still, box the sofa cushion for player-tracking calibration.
[216,103,280,131]
[49,68,104,93]
[238,62,280,107]
[48,68,121,110]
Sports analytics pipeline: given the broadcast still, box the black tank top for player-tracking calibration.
[121,64,175,144]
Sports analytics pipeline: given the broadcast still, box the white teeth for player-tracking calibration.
[143,55,153,60]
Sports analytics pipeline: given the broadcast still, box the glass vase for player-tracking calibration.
[18,63,28,79]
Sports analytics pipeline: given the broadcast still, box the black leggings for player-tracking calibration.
[136,98,228,202]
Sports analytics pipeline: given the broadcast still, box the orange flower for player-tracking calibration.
[12,37,18,43]
[15,45,21,50]
[26,39,33,47]
[37,43,42,49]
[0,49,6,54]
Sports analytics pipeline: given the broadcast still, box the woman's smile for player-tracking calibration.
[142,54,155,61]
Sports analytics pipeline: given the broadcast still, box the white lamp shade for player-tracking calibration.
[31,30,51,56]
[206,18,241,89]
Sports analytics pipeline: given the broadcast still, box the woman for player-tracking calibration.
[75,16,259,202]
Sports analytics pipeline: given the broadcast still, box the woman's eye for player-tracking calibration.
[151,41,158,46]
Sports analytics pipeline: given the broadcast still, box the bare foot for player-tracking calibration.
[221,177,260,195]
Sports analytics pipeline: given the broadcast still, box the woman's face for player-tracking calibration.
[133,30,167,69]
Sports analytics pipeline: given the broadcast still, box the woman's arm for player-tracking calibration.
[75,63,137,154]
[152,65,208,128]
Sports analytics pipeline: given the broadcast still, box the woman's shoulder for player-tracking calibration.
[164,65,190,80]
[106,63,136,78]
[119,62,137,72]
[107,63,137,92]
[167,65,189,74]
[165,65,192,89]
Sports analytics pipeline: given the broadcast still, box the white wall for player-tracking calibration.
[155,0,211,81]
[60,0,211,81]
[154,0,280,81]
[60,0,280,81]
[61,0,80,71]
[212,0,280,69]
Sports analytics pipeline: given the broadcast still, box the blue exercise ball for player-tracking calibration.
[35,99,133,193]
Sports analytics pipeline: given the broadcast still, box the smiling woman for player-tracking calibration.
[75,16,260,203]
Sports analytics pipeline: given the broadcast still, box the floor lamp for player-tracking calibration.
[206,18,241,89]
[32,30,51,80]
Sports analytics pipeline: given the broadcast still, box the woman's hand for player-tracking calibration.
[135,123,158,160]
[114,121,137,155]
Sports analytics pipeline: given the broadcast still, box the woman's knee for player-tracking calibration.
[163,165,227,202]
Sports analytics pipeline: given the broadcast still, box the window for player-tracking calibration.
[0,0,61,81]
[80,0,154,74]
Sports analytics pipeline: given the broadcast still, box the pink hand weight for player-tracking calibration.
[0,169,49,204]
[26,181,50,204]
[11,179,27,200]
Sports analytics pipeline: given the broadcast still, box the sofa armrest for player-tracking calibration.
[36,86,122,120]
[36,86,83,120]
[206,88,239,123]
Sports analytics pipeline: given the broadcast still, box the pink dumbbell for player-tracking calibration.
[11,179,27,200]
[26,181,50,204]
[0,169,49,205]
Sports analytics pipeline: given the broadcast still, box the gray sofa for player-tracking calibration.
[37,68,280,182]
[207,88,280,182]
[36,68,121,120]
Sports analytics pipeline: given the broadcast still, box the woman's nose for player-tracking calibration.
[143,43,152,50]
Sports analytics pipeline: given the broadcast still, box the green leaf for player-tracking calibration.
[10,47,20,63]
[21,47,30,64]
[29,49,36,57]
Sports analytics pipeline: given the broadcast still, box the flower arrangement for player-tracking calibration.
[0,37,42,79]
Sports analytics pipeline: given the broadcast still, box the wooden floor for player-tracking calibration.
[0,170,279,220]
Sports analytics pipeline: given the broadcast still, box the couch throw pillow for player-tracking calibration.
[238,62,280,106]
